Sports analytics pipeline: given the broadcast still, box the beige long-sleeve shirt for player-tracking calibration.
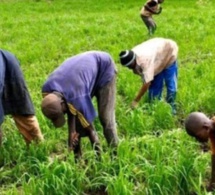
[132,38,178,83]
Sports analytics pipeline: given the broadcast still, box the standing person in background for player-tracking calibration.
[140,0,164,35]
[119,37,178,114]
[41,51,119,160]
[0,49,44,146]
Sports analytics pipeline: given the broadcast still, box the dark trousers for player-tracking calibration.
[95,76,118,147]
[141,15,157,35]
[77,76,119,147]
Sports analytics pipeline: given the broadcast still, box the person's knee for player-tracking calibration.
[103,127,118,145]
[140,14,146,21]
[99,113,112,126]
[167,90,177,96]
[149,88,162,101]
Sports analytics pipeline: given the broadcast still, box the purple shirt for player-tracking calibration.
[42,51,116,125]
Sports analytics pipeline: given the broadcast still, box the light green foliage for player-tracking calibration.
[0,0,215,194]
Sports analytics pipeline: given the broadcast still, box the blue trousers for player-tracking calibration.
[148,61,178,111]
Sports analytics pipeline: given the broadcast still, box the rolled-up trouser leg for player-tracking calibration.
[96,76,118,147]
[12,115,44,143]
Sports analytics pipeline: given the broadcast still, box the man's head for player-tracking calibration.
[119,50,136,69]
[41,93,66,128]
[184,112,212,143]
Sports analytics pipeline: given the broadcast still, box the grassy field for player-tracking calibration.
[1,0,215,194]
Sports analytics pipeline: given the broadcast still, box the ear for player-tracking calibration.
[202,121,211,131]
[61,101,67,112]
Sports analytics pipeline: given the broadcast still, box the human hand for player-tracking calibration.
[157,6,162,14]
[72,131,79,146]
[131,100,138,109]
[69,132,79,150]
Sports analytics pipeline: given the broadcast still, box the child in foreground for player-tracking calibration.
[185,112,215,192]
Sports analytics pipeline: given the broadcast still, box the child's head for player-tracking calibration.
[185,112,212,143]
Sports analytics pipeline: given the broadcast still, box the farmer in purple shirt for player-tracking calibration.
[41,51,118,160]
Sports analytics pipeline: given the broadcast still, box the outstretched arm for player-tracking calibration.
[156,6,162,14]
[131,82,151,109]
[67,113,79,151]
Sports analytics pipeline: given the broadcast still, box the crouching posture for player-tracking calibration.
[41,51,119,160]
[0,49,44,146]
[119,37,178,114]
[185,112,215,192]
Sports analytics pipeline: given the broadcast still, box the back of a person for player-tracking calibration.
[132,38,178,76]
[42,51,115,99]
[0,49,35,116]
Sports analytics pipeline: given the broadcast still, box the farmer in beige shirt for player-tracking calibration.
[119,38,178,114]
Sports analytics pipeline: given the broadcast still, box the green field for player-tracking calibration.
[1,0,215,194]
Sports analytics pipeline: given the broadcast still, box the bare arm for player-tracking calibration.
[131,82,151,109]
[67,113,79,151]
[134,82,151,102]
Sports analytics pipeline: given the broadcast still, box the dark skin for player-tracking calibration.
[64,103,101,161]
[185,112,215,192]
[127,60,151,109]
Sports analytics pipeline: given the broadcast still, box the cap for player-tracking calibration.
[41,93,65,128]
[119,50,136,67]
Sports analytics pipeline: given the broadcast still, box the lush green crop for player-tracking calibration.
[1,0,215,194]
